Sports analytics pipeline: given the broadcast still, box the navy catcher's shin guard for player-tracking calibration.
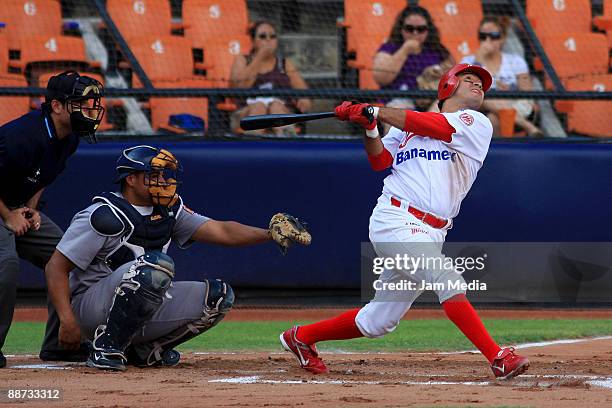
[126,279,234,367]
[86,251,174,371]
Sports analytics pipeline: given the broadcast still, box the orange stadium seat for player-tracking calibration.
[127,36,195,84]
[0,33,8,74]
[37,72,114,131]
[527,0,592,36]
[593,0,612,49]
[0,0,62,50]
[347,41,381,90]
[106,0,173,41]
[441,35,479,64]
[202,35,250,87]
[10,35,93,74]
[149,80,209,134]
[537,33,608,82]
[183,0,249,49]
[419,0,483,40]
[342,0,404,58]
[0,74,30,126]
[555,74,612,138]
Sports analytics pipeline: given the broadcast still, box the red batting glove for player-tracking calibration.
[348,105,376,129]
[334,101,354,121]
[364,119,377,132]
[335,101,376,129]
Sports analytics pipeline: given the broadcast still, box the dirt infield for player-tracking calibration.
[5,307,612,407]
[3,337,612,407]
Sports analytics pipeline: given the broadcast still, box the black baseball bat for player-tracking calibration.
[240,112,335,130]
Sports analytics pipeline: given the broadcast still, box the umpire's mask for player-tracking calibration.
[46,71,105,143]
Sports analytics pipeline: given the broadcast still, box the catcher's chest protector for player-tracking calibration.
[92,192,180,270]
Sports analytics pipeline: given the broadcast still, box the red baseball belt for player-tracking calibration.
[390,197,448,229]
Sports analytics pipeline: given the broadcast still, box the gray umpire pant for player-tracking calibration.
[0,212,63,352]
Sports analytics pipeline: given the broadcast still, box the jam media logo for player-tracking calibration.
[460,112,474,126]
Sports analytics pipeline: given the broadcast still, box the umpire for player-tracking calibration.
[0,70,104,368]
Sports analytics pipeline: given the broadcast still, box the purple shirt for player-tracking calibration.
[378,42,445,91]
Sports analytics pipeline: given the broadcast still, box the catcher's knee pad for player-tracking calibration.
[203,278,234,319]
[92,251,175,359]
[126,279,234,367]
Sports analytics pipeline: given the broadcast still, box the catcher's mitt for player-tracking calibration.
[269,213,311,255]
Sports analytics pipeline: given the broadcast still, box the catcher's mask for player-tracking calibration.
[45,70,105,143]
[115,145,183,207]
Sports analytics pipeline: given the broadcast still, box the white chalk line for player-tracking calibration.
[208,375,612,389]
[437,335,612,355]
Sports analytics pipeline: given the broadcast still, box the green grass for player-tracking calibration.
[4,319,612,354]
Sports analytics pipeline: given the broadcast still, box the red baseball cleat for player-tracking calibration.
[280,326,328,374]
[490,347,530,380]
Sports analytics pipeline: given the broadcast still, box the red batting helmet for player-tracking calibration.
[437,63,493,102]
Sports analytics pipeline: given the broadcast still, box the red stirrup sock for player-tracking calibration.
[296,308,364,345]
[442,294,501,363]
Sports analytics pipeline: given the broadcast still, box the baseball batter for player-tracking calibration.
[45,145,310,371]
[281,64,530,380]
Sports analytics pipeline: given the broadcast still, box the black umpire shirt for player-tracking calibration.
[0,109,79,208]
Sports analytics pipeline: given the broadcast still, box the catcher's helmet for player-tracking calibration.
[115,145,183,207]
[437,63,493,103]
[45,70,105,143]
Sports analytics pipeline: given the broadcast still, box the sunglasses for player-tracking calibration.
[257,33,277,40]
[402,24,428,34]
[478,31,502,41]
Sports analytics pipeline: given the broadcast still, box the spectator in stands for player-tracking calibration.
[230,20,311,135]
[372,5,454,112]
[461,17,543,137]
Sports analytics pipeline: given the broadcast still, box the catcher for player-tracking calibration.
[44,145,310,371]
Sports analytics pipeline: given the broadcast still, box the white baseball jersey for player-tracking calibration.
[380,109,493,219]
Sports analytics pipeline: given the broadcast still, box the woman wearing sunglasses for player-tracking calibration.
[230,20,311,136]
[461,17,543,137]
[373,6,453,115]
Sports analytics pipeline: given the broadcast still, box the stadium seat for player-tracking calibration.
[0,33,8,74]
[202,35,250,87]
[149,80,209,134]
[37,72,115,131]
[347,41,381,90]
[0,0,63,50]
[537,33,608,82]
[342,0,404,57]
[527,0,592,36]
[0,74,30,126]
[106,0,173,41]
[440,35,479,64]
[555,74,612,138]
[126,36,196,84]
[419,0,483,41]
[593,0,612,49]
[183,0,249,50]
[9,35,94,75]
